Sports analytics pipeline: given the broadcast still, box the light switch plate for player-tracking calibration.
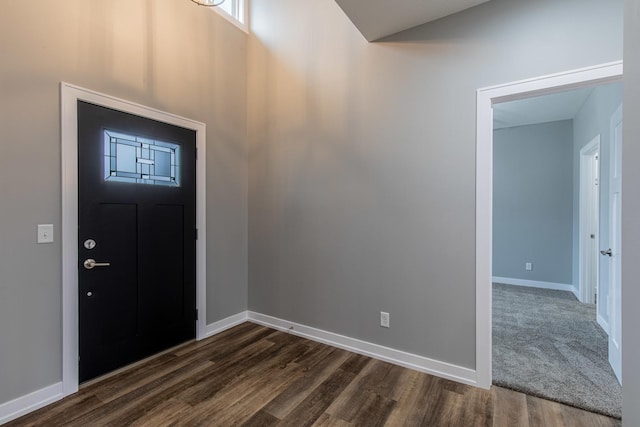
[37,224,54,244]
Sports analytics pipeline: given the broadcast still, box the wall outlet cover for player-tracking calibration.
[380,311,390,328]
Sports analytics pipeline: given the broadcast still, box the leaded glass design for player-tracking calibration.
[103,130,180,186]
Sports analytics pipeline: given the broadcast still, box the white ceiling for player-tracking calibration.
[334,0,492,42]
[493,88,595,130]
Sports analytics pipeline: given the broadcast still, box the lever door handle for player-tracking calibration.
[84,258,111,269]
[600,249,612,257]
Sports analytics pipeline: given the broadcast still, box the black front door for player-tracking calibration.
[78,101,196,383]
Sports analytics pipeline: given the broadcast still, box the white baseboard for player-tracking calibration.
[247,311,478,387]
[493,277,579,299]
[203,311,249,339]
[597,314,610,335]
[0,382,63,425]
[1,310,479,423]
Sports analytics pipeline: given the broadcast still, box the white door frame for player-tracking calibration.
[475,61,623,389]
[60,83,208,396]
[579,136,600,305]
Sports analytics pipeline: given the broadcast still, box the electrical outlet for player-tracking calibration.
[380,311,390,328]
[525,262,532,271]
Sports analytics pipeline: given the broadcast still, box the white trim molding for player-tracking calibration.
[476,61,623,390]
[493,277,579,300]
[0,383,63,425]
[597,314,610,335]
[60,82,207,397]
[247,312,479,387]
[204,312,250,338]
[579,136,601,304]
[3,309,483,422]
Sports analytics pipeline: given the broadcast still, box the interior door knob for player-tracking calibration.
[600,249,613,257]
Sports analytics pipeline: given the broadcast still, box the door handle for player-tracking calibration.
[600,249,613,257]
[84,258,111,269]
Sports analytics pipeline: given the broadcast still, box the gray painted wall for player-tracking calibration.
[0,2,247,404]
[623,0,640,424]
[2,0,636,419]
[493,121,573,285]
[572,83,623,324]
[247,0,623,370]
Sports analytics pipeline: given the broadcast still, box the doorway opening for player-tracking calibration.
[475,62,623,414]
[490,82,623,416]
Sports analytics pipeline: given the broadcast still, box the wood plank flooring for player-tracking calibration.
[5,322,621,427]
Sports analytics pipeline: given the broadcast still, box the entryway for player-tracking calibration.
[475,62,624,416]
[77,101,197,382]
[61,83,208,394]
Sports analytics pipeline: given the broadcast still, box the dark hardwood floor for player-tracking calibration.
[5,322,621,427]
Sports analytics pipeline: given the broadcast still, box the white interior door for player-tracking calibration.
[605,104,622,384]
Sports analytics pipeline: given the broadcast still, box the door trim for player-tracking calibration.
[579,135,600,305]
[475,61,623,389]
[60,82,207,396]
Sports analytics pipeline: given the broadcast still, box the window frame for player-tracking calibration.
[211,0,247,33]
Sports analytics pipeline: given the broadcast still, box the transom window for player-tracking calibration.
[104,130,180,186]
[214,0,246,31]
